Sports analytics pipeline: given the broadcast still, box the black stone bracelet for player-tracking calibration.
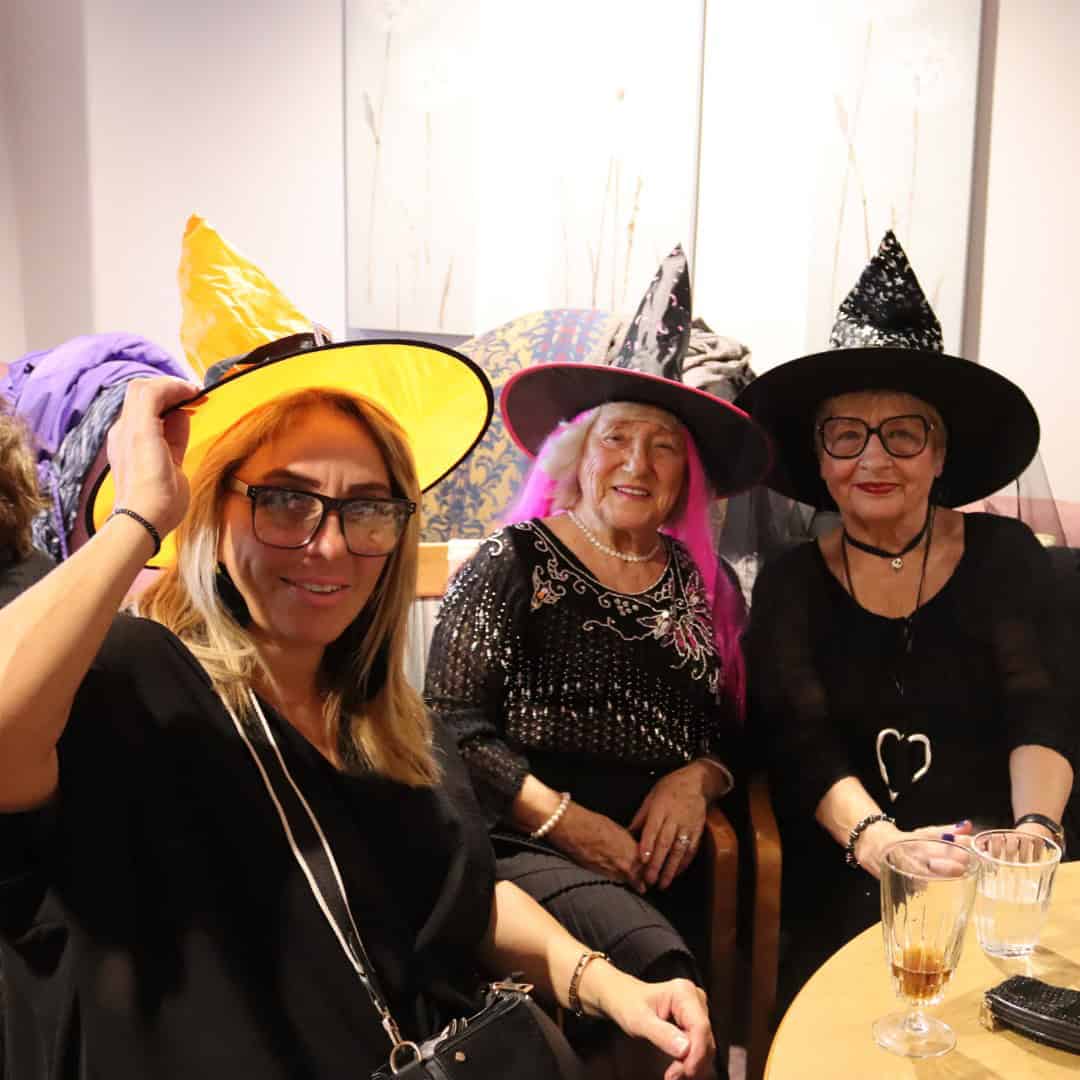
[844,812,896,867]
[109,507,162,557]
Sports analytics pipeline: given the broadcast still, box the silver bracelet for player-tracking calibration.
[531,792,571,840]
[698,757,735,797]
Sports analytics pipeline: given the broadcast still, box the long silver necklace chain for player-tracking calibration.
[567,509,660,563]
[841,505,936,697]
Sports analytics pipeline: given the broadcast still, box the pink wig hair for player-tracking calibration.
[505,410,747,717]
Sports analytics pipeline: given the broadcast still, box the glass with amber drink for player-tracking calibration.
[873,839,979,1057]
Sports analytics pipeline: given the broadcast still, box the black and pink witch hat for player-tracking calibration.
[500,245,771,497]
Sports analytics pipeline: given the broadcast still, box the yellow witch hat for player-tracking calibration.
[178,214,317,379]
[87,338,493,567]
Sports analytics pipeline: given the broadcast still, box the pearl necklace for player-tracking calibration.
[568,510,660,563]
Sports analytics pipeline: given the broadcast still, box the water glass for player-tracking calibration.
[873,839,979,1058]
[973,829,1061,957]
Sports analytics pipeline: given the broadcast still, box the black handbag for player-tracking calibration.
[224,690,585,1080]
[371,981,585,1079]
[980,975,1080,1054]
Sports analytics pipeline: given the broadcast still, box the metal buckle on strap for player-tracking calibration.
[388,1040,422,1074]
[489,979,534,994]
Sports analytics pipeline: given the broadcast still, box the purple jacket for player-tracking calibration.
[1,333,191,559]
[1,332,190,457]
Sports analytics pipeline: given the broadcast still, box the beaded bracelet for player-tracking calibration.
[1014,813,1066,855]
[568,950,608,1017]
[109,507,162,557]
[844,812,895,867]
[531,792,571,840]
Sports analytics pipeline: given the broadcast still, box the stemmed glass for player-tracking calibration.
[873,838,980,1058]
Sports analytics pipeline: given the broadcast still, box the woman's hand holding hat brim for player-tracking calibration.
[88,339,494,568]
[106,377,200,540]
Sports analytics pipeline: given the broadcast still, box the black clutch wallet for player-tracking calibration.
[980,975,1080,1054]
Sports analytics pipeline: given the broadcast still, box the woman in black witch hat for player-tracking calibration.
[736,231,1076,1011]
[425,248,772,1073]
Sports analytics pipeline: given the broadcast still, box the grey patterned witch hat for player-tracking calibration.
[611,243,693,381]
[735,230,1039,509]
[501,245,772,496]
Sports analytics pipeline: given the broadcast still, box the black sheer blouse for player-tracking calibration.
[424,521,736,826]
[745,513,1077,981]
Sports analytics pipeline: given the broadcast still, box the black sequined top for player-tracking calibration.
[424,520,736,825]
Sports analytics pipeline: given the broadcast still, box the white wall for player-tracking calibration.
[978,0,1080,506]
[344,0,705,337]
[2,0,95,356]
[2,1,1079,512]
[81,0,346,361]
[1,0,345,365]
[0,65,27,363]
[697,2,981,371]
[694,3,816,370]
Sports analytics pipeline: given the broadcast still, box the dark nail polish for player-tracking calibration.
[942,833,955,842]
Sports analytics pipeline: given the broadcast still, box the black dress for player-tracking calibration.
[0,616,494,1080]
[424,521,739,987]
[0,549,54,608]
[745,513,1077,1009]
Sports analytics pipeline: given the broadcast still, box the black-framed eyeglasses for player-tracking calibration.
[227,478,415,557]
[818,415,936,460]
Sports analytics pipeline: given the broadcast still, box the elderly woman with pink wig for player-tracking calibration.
[425,252,771,1057]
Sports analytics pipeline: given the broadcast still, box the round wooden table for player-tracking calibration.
[766,862,1080,1077]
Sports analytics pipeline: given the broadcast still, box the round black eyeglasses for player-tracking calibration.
[818,415,936,460]
[228,478,415,557]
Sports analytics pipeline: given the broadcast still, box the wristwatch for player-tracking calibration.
[1014,813,1066,855]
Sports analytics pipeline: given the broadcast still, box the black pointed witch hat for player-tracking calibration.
[500,245,771,496]
[734,231,1039,509]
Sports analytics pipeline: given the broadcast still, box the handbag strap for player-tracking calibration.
[221,688,411,1054]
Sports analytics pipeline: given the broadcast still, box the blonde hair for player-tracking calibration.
[0,408,47,558]
[538,402,688,518]
[140,388,438,787]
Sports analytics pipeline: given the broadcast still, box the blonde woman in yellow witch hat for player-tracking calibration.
[0,334,716,1080]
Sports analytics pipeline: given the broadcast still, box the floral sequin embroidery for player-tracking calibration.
[637,570,720,690]
[516,521,720,689]
[530,563,565,611]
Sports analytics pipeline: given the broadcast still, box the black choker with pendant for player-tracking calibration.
[842,506,932,571]
[841,505,937,697]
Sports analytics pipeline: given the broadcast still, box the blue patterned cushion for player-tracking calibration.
[421,308,620,541]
